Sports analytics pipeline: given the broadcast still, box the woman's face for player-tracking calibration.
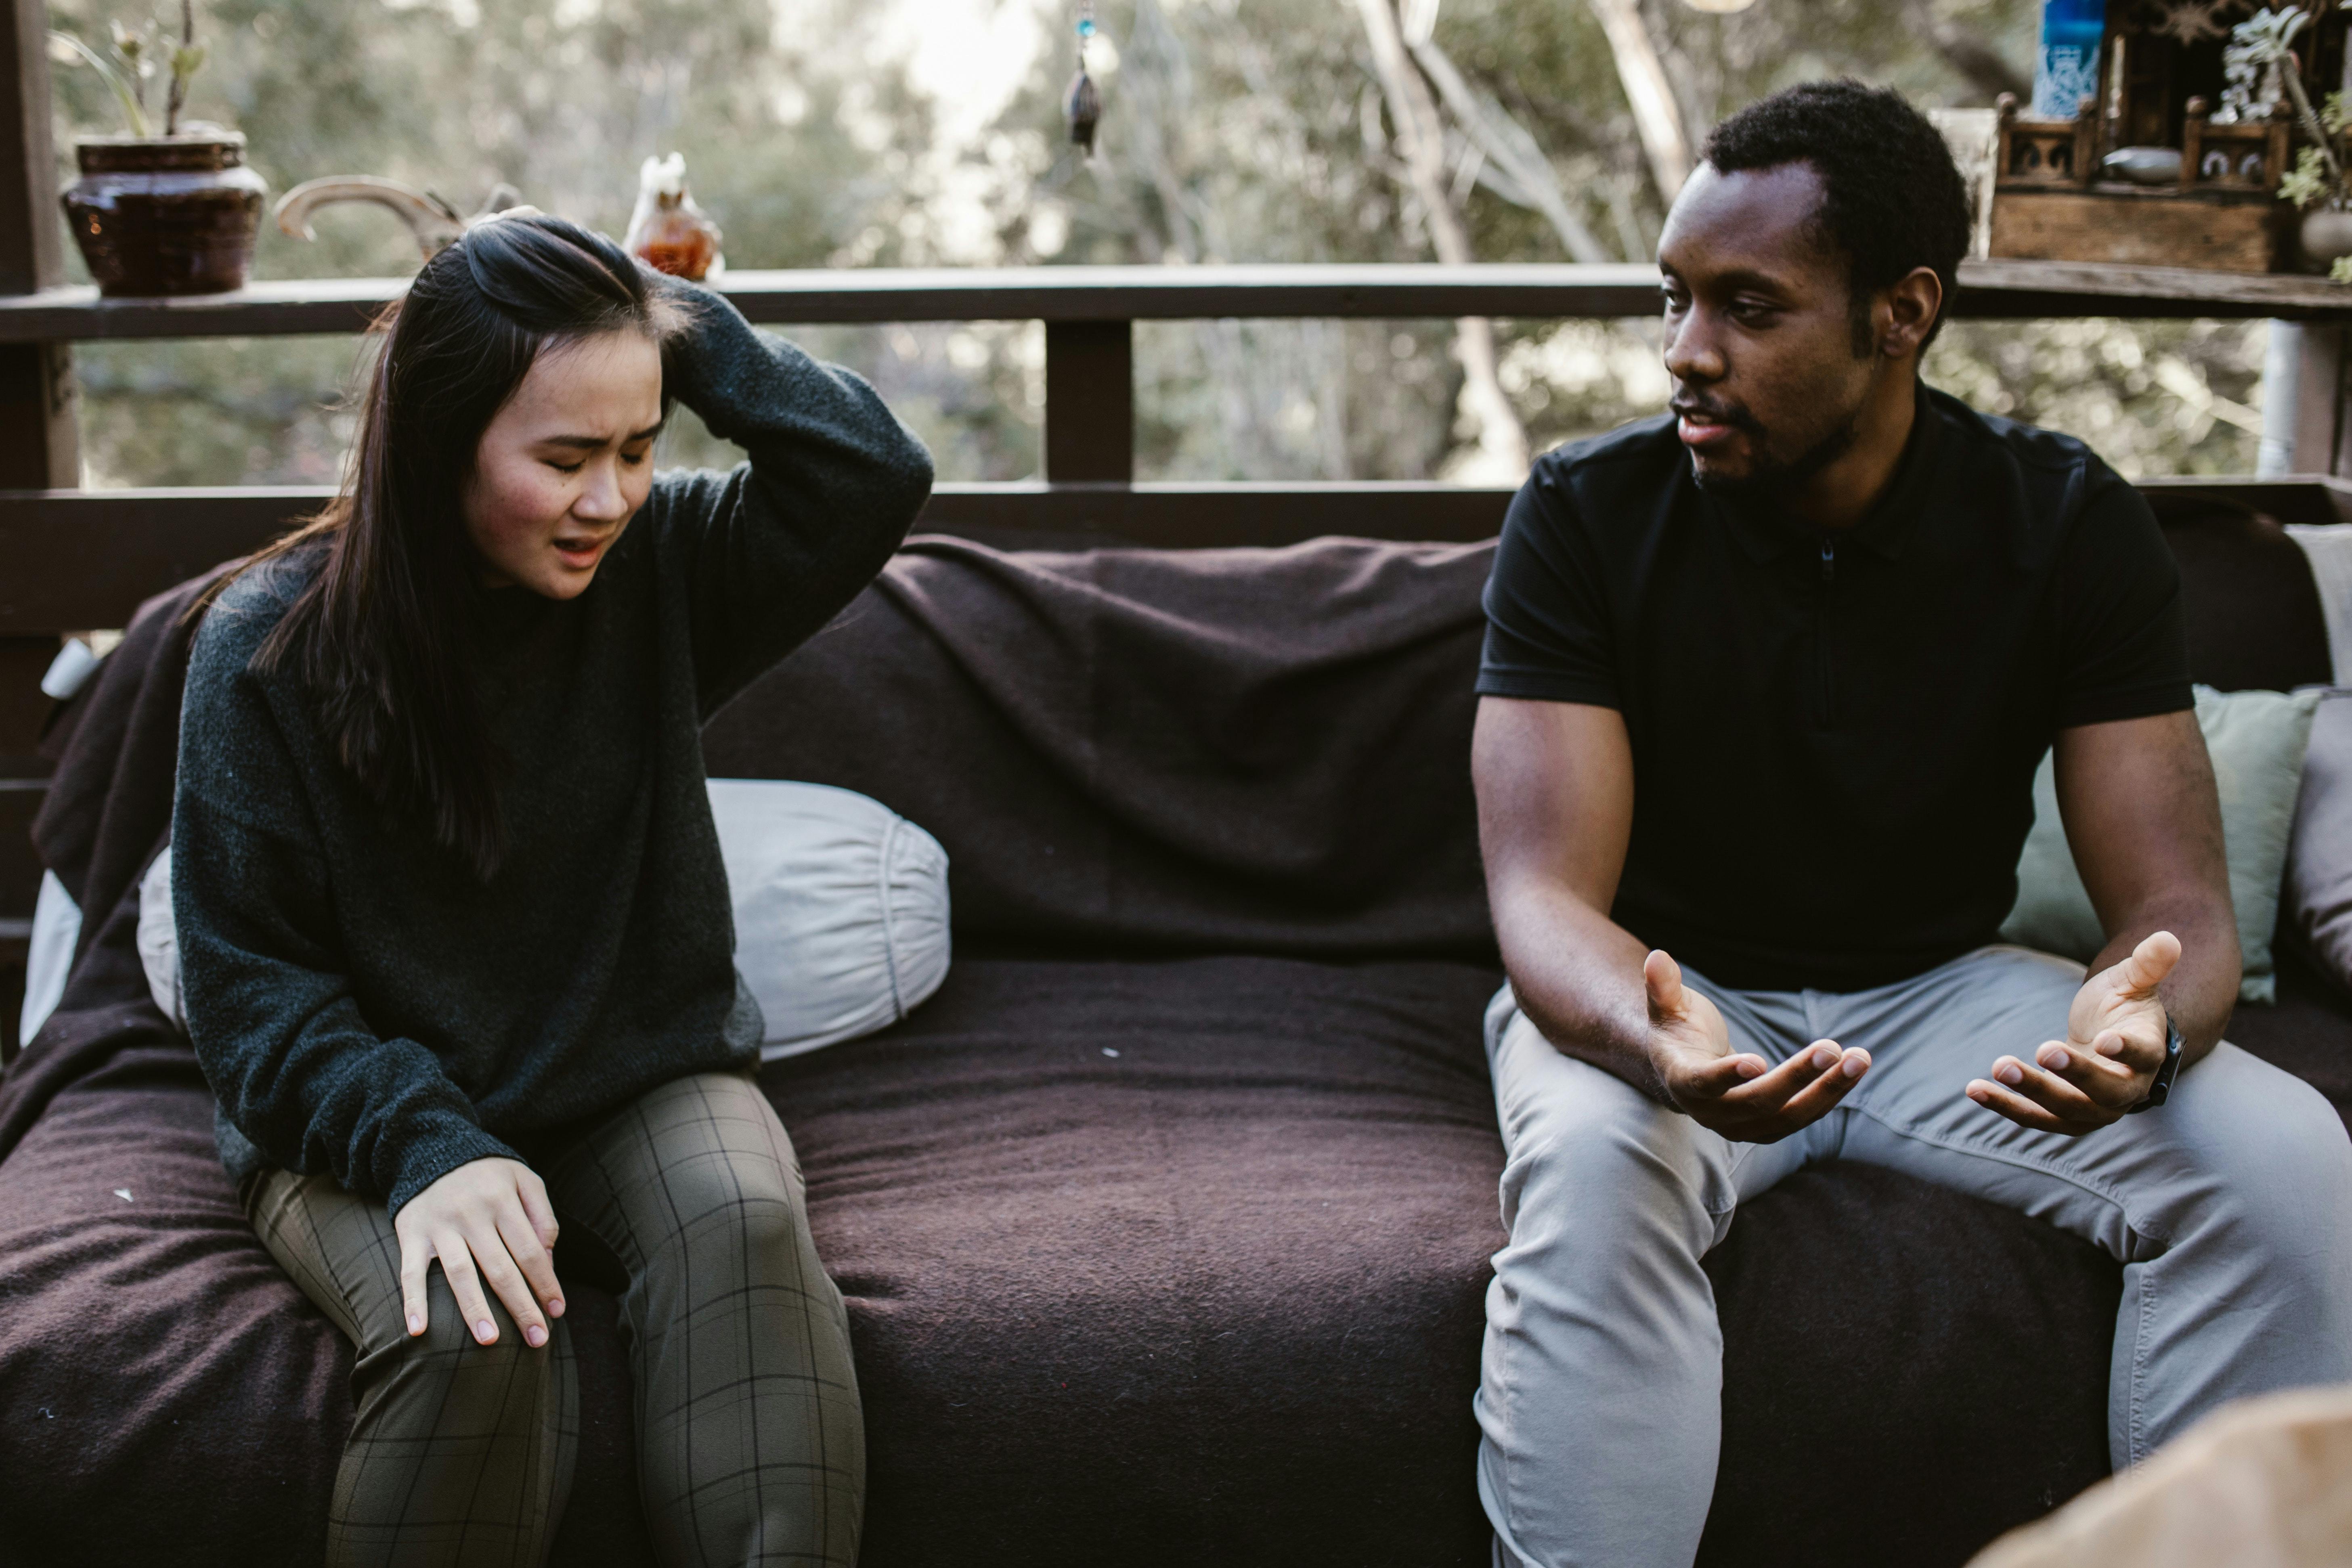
[462,328,666,599]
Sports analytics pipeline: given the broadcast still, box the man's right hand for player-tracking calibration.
[1645,949,1870,1142]
[392,1156,565,1348]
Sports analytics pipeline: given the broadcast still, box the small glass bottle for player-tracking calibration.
[624,152,723,281]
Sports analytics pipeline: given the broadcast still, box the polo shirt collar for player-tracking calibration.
[1701,380,1945,563]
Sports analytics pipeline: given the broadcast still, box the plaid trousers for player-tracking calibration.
[247,1069,864,1567]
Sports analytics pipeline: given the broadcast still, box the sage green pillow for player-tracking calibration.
[2000,684,2323,1004]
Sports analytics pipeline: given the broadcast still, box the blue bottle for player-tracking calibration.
[2032,0,2106,118]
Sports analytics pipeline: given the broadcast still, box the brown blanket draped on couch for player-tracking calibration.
[1,513,2344,1568]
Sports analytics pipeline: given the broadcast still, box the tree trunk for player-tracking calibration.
[1583,0,1690,202]
[1354,0,1528,481]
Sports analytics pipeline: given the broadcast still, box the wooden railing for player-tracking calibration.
[7,257,2352,629]
[7,259,2352,1053]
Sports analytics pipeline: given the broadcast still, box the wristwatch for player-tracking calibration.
[2125,1014,2186,1114]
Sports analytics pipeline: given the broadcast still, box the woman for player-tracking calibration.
[174,211,932,1566]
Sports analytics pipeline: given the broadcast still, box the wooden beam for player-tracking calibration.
[7,476,2350,635]
[0,485,326,631]
[0,634,54,774]
[0,0,65,298]
[1042,321,1132,482]
[6,473,2351,633]
[4,260,2352,343]
[2136,472,2352,524]
[3,0,73,958]
[0,0,75,488]
[0,483,1522,631]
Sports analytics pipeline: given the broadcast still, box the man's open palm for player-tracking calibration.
[1647,950,1870,1143]
[1968,931,2179,1135]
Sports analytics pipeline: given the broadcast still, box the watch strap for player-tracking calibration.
[2126,1017,2185,1113]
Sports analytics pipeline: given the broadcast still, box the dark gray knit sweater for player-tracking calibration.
[174,284,934,1214]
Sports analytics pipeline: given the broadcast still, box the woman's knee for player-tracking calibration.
[374,1265,551,1369]
[632,1144,817,1282]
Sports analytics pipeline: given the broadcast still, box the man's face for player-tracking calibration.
[1656,161,1882,492]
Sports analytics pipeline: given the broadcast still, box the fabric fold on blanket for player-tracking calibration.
[32,566,231,976]
[703,534,1500,958]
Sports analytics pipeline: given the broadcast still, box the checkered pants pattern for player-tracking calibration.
[247,1069,864,1567]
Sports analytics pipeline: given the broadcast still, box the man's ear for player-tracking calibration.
[1879,266,1944,359]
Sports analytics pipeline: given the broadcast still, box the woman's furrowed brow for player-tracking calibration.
[535,419,667,452]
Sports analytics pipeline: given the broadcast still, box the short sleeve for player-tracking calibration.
[2052,477,2193,728]
[1476,465,1620,708]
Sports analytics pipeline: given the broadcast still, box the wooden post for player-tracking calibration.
[2257,321,2351,478]
[1042,319,1133,483]
[1,0,74,484]
[0,0,71,1057]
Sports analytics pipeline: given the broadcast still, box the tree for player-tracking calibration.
[49,0,2270,489]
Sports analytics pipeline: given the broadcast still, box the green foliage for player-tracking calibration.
[47,27,149,136]
[51,0,1052,483]
[2282,144,2333,209]
[2332,254,2352,284]
[49,0,2266,488]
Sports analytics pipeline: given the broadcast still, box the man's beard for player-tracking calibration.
[1690,409,1862,501]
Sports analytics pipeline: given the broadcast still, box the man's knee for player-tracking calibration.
[1492,1028,1729,1257]
[2174,1047,2352,1253]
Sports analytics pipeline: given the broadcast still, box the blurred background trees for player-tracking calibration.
[41,0,2272,488]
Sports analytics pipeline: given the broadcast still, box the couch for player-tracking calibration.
[0,497,2343,1568]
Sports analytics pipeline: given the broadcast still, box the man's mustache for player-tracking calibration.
[1670,396,1765,437]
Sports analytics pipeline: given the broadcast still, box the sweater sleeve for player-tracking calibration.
[647,278,937,716]
[175,600,518,1215]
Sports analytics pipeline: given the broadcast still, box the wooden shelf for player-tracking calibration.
[2,258,2348,342]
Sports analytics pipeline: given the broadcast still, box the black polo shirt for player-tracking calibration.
[1478,382,2191,993]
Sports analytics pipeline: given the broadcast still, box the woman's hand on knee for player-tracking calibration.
[392,1157,565,1348]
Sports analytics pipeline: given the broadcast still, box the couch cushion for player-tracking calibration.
[0,945,2227,1568]
[0,997,657,1568]
[2147,493,2334,694]
[2224,945,2352,1122]
[767,952,2127,1568]
[767,953,1506,1565]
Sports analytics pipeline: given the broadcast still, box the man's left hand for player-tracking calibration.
[1966,931,2179,1136]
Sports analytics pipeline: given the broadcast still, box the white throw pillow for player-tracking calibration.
[138,847,181,1025]
[19,870,83,1045]
[706,779,951,1059]
[131,783,950,1058]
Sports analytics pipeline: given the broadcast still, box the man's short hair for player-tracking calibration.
[1700,80,1972,352]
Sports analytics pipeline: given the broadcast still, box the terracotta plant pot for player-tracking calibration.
[61,132,269,297]
[2300,204,2352,276]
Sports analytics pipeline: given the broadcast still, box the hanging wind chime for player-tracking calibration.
[1065,4,1103,156]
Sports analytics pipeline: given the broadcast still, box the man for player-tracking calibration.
[1472,79,2352,1568]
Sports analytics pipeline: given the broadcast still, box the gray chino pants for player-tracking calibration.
[248,1068,863,1568]
[1477,945,2352,1568]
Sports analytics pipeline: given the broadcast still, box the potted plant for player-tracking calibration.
[2225,5,2352,279]
[49,0,267,296]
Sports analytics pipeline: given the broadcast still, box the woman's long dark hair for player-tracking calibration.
[206,213,690,880]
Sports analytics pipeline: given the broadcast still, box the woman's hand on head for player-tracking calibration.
[392,1156,565,1348]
